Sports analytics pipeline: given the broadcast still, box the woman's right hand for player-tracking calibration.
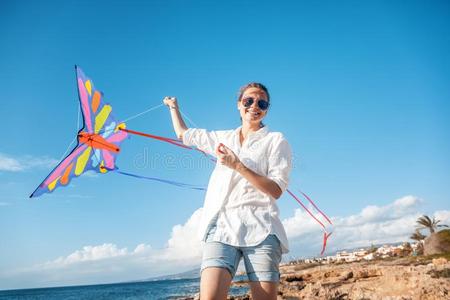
[163,96,178,109]
[163,96,187,139]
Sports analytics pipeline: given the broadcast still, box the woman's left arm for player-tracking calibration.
[236,162,283,199]
[216,141,291,199]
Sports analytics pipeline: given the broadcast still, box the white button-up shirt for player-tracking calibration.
[183,126,292,253]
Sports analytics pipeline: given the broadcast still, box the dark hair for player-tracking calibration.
[237,82,270,103]
[237,83,270,127]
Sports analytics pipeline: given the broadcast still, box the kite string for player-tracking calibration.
[164,107,216,161]
[77,101,81,131]
[120,102,199,128]
[136,105,210,158]
[58,136,77,162]
[57,104,82,163]
[95,103,199,139]
[94,103,165,136]
[121,101,197,128]
[121,103,165,123]
[178,108,199,128]
[114,170,206,191]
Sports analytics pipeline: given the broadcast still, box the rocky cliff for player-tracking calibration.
[182,255,449,300]
[274,257,449,299]
[232,256,449,300]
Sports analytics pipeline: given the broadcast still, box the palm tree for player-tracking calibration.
[416,215,449,234]
[410,230,425,256]
[410,229,426,241]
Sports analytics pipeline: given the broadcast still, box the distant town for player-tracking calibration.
[285,242,421,265]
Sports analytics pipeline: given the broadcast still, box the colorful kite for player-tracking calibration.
[30,66,127,197]
[30,66,332,255]
[30,66,206,198]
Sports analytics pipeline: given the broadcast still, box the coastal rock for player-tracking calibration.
[277,259,450,300]
[183,257,450,299]
[432,257,448,266]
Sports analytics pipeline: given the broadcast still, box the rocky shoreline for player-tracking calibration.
[274,257,449,299]
[182,255,450,299]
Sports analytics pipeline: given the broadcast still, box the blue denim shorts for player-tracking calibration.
[201,224,282,282]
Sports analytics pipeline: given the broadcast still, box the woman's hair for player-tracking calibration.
[237,82,270,102]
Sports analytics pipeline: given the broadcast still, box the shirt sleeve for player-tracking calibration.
[182,128,220,156]
[267,135,292,194]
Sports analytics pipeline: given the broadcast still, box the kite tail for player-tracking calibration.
[120,128,216,162]
[114,170,206,191]
[119,128,190,148]
[299,190,333,225]
[321,232,333,256]
[287,189,333,255]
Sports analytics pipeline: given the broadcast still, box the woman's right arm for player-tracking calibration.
[164,97,221,156]
[163,96,188,139]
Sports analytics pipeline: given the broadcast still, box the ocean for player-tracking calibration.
[0,277,249,300]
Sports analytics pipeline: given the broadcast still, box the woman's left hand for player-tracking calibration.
[216,143,241,170]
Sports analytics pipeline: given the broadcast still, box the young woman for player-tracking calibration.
[163,83,292,300]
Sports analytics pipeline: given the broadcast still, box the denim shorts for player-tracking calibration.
[200,224,282,282]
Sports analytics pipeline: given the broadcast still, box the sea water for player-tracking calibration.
[0,277,249,300]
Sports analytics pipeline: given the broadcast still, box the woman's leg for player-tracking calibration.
[200,267,233,300]
[200,236,242,299]
[242,234,282,300]
[249,281,279,300]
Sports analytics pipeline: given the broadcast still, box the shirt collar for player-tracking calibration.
[234,125,270,140]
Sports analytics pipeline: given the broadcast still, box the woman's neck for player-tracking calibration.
[240,122,262,144]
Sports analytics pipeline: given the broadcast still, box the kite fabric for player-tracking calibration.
[30,66,128,198]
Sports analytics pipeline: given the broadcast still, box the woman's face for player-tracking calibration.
[237,87,269,126]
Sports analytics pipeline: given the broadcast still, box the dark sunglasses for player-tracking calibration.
[242,97,270,111]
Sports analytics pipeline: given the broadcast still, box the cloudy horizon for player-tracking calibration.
[1,195,448,290]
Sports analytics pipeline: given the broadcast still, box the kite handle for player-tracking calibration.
[217,143,226,154]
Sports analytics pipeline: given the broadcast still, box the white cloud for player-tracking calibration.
[0,153,23,171]
[434,210,450,225]
[36,208,204,273]
[0,208,204,290]
[160,208,203,261]
[284,195,450,258]
[343,195,421,226]
[0,153,58,172]
[48,244,129,266]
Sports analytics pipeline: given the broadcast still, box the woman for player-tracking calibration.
[163,83,292,300]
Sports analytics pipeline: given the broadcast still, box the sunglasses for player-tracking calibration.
[241,97,270,111]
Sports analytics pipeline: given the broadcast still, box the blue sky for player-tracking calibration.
[0,0,449,290]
